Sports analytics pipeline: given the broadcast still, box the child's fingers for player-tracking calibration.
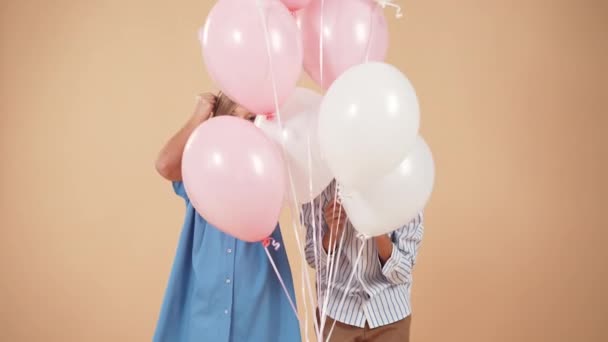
[324,206,337,218]
[324,200,343,214]
[326,211,345,223]
[326,206,346,217]
[328,213,348,226]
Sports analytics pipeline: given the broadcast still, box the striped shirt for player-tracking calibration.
[302,181,424,329]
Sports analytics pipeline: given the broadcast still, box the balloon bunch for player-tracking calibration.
[183,0,434,249]
[181,0,435,338]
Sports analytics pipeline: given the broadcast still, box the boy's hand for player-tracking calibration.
[322,200,348,253]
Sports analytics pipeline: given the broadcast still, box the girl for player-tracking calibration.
[153,93,301,342]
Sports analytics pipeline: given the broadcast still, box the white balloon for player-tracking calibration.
[340,136,435,237]
[318,62,420,188]
[255,88,334,204]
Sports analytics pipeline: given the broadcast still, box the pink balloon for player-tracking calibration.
[281,0,312,11]
[182,116,286,242]
[200,0,303,115]
[297,0,388,89]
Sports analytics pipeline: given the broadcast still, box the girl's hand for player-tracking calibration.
[322,200,348,252]
[193,93,217,122]
[155,92,217,181]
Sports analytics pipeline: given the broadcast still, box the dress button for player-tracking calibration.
[227,248,232,254]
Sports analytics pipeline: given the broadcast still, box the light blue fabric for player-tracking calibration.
[153,182,301,342]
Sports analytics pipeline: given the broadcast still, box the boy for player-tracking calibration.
[303,181,423,342]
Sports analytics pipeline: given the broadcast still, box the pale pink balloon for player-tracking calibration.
[200,0,303,115]
[281,0,312,11]
[297,0,388,89]
[182,116,286,242]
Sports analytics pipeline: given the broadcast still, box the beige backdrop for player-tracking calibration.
[1,0,606,341]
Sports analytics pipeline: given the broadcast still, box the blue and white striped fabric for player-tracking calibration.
[302,181,424,329]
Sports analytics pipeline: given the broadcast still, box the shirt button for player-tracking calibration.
[226,248,232,254]
[224,309,229,315]
[226,278,231,284]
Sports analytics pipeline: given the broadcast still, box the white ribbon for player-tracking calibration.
[374,0,404,18]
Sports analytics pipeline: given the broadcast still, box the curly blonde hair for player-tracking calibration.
[213,91,239,117]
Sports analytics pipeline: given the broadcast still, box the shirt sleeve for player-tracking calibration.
[381,212,424,285]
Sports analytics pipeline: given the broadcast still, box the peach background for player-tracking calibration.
[1,0,606,341]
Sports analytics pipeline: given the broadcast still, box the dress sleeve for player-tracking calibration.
[172,181,188,200]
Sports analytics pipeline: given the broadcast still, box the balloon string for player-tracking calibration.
[303,134,323,341]
[256,0,321,338]
[313,181,337,333]
[324,240,367,342]
[319,220,347,332]
[264,246,300,319]
[301,266,311,342]
[313,190,325,342]
[323,199,335,287]
[308,0,325,334]
[318,182,341,332]
[306,135,325,328]
[292,204,322,339]
[319,219,336,332]
[324,184,357,331]
[305,139,328,342]
[326,182,340,275]
[319,0,325,84]
[323,192,343,294]
[307,195,324,341]
[374,0,404,18]
[364,3,378,63]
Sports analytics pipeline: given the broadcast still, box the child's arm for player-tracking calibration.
[376,234,395,265]
[377,213,424,285]
[155,94,215,181]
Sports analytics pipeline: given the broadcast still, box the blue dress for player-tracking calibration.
[153,182,301,342]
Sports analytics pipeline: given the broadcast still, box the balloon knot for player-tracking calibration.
[374,0,404,18]
[262,237,281,251]
[356,232,371,241]
[336,182,352,203]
